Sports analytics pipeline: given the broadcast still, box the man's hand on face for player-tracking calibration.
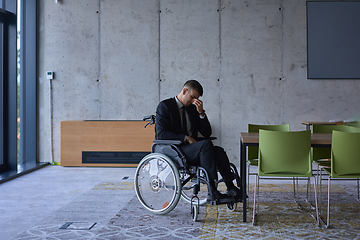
[192,99,204,114]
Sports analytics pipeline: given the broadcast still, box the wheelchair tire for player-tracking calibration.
[134,153,181,215]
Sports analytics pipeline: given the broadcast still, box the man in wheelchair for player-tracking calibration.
[155,80,242,203]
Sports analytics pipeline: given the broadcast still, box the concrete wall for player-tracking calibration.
[38,0,360,166]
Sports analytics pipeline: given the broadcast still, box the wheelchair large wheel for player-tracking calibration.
[134,153,182,215]
[180,171,208,206]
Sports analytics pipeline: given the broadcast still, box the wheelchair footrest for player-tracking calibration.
[207,197,242,206]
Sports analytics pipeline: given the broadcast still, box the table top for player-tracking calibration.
[240,132,332,145]
[302,121,345,125]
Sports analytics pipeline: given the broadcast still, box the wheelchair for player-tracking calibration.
[134,115,242,221]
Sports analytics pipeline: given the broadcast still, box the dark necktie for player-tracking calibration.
[181,106,188,135]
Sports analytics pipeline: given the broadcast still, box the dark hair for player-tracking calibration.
[183,80,203,96]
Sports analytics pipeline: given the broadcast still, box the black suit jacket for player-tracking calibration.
[155,97,212,144]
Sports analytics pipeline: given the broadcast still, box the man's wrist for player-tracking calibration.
[199,109,206,119]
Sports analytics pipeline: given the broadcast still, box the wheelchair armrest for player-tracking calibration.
[153,140,182,145]
[152,140,186,169]
[197,137,217,141]
[153,137,216,145]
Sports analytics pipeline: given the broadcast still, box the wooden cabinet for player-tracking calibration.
[61,121,155,167]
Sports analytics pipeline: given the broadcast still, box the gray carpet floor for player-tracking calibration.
[1,165,359,239]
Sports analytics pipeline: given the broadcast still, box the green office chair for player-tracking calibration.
[345,121,360,128]
[310,124,360,210]
[252,129,319,226]
[247,124,290,195]
[319,130,360,228]
[313,124,360,166]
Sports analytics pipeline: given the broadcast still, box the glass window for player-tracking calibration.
[0,0,37,176]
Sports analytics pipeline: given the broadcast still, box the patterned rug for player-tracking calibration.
[14,182,360,239]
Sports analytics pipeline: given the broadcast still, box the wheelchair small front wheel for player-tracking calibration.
[227,202,237,212]
[192,205,199,222]
[180,172,208,206]
[134,153,181,215]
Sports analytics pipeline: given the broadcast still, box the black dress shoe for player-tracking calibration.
[207,190,233,203]
[226,187,243,200]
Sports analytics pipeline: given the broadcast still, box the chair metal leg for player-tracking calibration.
[318,167,329,227]
[308,164,319,207]
[310,164,323,209]
[312,176,320,226]
[293,177,296,200]
[306,177,316,209]
[293,177,301,207]
[319,168,323,214]
[318,173,331,228]
[317,164,320,197]
[296,177,299,202]
[306,165,318,205]
[327,177,331,228]
[252,175,258,225]
[316,164,321,206]
[356,178,360,201]
[309,177,312,206]
[319,174,359,227]
[257,175,260,211]
[247,163,250,204]
[254,175,319,226]
[306,177,310,202]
